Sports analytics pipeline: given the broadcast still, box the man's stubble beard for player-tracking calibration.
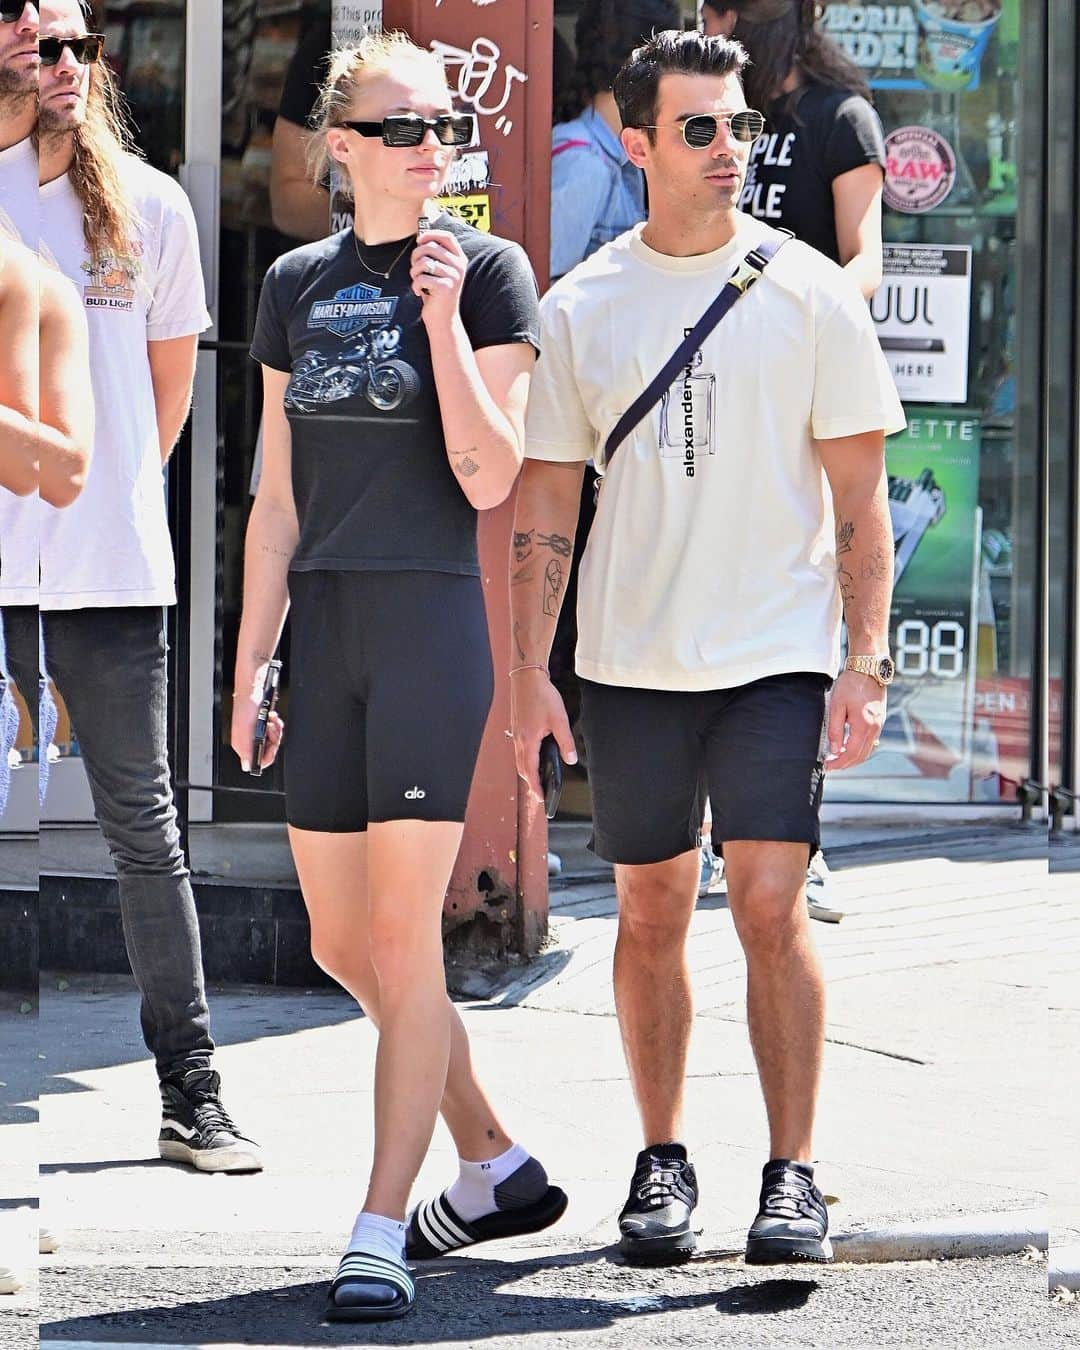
[0,63,37,115]
[37,99,84,140]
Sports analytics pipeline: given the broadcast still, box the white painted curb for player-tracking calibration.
[832,1209,1047,1263]
[1049,1242,1080,1292]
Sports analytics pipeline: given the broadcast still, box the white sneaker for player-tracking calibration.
[0,1265,21,1294]
[806,851,843,923]
[39,1228,57,1255]
[699,840,724,895]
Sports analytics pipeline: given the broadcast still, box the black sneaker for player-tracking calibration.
[745,1159,832,1264]
[158,1067,263,1173]
[617,1145,698,1264]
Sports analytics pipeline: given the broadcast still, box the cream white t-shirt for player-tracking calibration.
[0,136,40,607]
[37,157,210,610]
[525,214,906,692]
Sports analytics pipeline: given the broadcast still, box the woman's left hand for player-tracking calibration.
[411,228,467,327]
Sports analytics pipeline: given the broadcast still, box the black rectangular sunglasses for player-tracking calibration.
[339,112,476,148]
[38,33,106,65]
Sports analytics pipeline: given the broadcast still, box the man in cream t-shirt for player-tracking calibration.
[36,0,261,1172]
[512,31,904,1268]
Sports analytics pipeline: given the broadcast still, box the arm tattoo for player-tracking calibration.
[537,531,573,558]
[542,558,565,618]
[512,620,526,662]
[259,542,292,559]
[510,563,534,588]
[861,547,889,582]
[455,454,480,478]
[836,517,856,609]
[513,529,534,562]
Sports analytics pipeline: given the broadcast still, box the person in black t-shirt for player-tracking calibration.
[270,4,341,240]
[236,31,566,1324]
[704,1,885,300]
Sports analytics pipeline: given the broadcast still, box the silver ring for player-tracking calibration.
[425,259,438,276]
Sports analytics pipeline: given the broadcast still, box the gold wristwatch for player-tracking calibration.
[843,654,896,687]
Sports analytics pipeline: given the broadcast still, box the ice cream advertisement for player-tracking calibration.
[821,1,1006,92]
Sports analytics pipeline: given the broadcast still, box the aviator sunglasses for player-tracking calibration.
[38,32,105,64]
[633,109,765,148]
[339,112,476,148]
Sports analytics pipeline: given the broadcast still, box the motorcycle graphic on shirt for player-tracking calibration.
[285,325,420,414]
[288,279,422,414]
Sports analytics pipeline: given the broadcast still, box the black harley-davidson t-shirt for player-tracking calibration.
[738,84,886,264]
[251,214,540,576]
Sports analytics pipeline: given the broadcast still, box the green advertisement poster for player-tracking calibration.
[826,409,981,802]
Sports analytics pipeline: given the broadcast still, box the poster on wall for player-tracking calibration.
[826,410,981,803]
[820,1,1006,92]
[332,2,383,44]
[871,244,972,404]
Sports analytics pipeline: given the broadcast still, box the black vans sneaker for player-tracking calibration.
[745,1159,832,1264]
[617,1145,698,1265]
[158,1067,263,1173]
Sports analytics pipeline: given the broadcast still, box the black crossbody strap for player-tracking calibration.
[602,229,792,471]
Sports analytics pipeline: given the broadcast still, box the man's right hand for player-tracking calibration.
[511,668,578,803]
[230,663,285,774]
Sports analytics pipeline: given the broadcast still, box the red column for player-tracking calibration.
[384,0,554,961]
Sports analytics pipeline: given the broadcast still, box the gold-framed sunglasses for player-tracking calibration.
[633,110,766,147]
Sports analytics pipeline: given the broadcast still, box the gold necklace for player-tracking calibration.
[352,230,415,280]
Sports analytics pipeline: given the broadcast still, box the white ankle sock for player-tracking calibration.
[445,1142,544,1223]
[346,1211,406,1266]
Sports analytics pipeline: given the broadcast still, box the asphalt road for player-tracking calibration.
[10,1251,1072,1350]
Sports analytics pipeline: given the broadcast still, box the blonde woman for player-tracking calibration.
[233,31,566,1323]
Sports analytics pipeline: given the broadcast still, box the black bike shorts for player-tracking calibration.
[580,672,831,866]
[284,570,493,832]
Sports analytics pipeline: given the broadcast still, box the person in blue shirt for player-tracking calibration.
[550,0,680,280]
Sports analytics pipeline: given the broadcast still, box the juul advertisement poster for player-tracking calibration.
[871,244,972,403]
[826,410,981,802]
[332,2,383,44]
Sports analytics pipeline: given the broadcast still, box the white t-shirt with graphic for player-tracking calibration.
[0,136,40,606]
[525,214,906,692]
[38,157,210,610]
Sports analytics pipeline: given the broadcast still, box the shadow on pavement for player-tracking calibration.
[39,1251,825,1345]
[714,1277,819,1314]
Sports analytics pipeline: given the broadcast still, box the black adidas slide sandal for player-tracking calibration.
[406,1185,569,1260]
[322,1250,415,1323]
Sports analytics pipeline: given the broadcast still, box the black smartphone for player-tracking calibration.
[249,659,282,778]
[539,734,563,821]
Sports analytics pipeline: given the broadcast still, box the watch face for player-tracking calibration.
[878,657,896,684]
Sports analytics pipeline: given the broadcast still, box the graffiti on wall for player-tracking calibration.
[430,35,528,134]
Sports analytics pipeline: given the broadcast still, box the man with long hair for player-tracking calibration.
[513,30,901,1266]
[36,0,261,1172]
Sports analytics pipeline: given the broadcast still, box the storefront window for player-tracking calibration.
[822,0,1027,805]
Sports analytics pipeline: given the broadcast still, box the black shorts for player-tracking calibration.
[285,570,493,832]
[580,672,831,866]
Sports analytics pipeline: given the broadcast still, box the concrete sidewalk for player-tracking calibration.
[7,827,1073,1344]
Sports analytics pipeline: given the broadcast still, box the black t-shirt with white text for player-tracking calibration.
[251,214,540,576]
[739,84,885,264]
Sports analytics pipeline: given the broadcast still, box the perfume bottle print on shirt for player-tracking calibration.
[660,349,716,476]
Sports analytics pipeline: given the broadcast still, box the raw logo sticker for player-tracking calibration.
[883,125,957,214]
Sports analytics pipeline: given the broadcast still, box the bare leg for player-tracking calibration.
[613,851,700,1146]
[289,826,512,1212]
[723,840,824,1162]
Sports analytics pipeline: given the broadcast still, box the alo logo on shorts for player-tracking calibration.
[308,282,399,338]
[405,786,427,800]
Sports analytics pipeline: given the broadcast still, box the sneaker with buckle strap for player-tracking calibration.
[617,1144,698,1265]
[745,1158,832,1264]
[158,1066,262,1173]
